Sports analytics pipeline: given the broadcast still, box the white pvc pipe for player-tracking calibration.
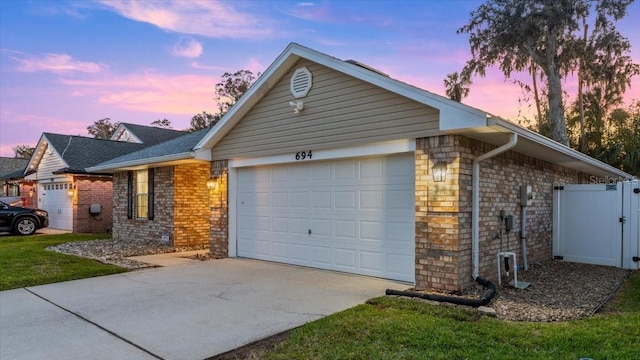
[521,206,529,270]
[472,133,518,280]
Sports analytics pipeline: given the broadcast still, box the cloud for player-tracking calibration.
[173,38,203,58]
[13,53,106,74]
[99,0,275,39]
[59,72,220,115]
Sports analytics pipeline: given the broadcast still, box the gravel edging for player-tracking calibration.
[47,238,208,270]
[490,260,630,321]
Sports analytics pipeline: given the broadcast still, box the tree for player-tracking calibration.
[12,145,34,159]
[87,118,119,139]
[458,0,635,146]
[188,70,258,132]
[593,102,640,177]
[443,71,472,102]
[214,70,257,116]
[189,111,217,131]
[150,118,172,129]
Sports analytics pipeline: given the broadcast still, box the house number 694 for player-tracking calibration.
[295,150,312,160]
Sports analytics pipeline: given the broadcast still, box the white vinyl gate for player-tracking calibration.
[553,181,639,270]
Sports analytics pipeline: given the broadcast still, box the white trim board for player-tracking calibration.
[228,139,416,168]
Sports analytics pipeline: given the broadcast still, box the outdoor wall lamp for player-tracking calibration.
[432,161,448,182]
[207,176,219,191]
[29,189,34,198]
[67,185,75,198]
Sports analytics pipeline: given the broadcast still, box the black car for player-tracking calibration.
[0,201,49,235]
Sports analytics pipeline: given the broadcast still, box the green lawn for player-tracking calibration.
[255,273,640,360]
[0,233,126,291]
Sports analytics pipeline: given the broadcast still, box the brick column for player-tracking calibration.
[415,136,466,291]
[210,160,229,257]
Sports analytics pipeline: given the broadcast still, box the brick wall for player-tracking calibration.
[416,135,592,291]
[209,160,229,257]
[173,163,210,249]
[112,167,175,245]
[73,177,113,233]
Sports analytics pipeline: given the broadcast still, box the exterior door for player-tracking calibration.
[553,184,622,267]
[40,182,73,231]
[236,154,415,282]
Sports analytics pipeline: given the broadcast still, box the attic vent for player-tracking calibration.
[290,67,312,98]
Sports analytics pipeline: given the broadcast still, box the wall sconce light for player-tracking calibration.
[289,100,304,113]
[207,176,219,191]
[67,185,75,198]
[29,189,34,198]
[432,161,448,182]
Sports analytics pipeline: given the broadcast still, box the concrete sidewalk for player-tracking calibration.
[1,258,408,360]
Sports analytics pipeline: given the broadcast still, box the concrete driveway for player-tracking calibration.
[1,258,408,360]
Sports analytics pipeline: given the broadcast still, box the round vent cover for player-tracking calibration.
[290,67,312,98]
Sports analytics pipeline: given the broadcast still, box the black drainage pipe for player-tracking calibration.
[385,276,496,308]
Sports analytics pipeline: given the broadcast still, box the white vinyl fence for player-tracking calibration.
[553,181,639,270]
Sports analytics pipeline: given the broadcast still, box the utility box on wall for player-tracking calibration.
[89,204,101,215]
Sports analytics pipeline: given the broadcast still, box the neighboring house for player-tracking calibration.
[24,124,187,233]
[89,43,633,292]
[0,157,34,207]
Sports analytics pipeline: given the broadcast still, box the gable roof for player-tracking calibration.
[194,43,489,151]
[111,123,187,145]
[26,133,148,175]
[87,127,211,171]
[192,42,631,180]
[0,157,28,178]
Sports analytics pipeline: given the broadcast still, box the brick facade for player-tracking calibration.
[416,135,592,291]
[174,163,211,249]
[112,164,210,249]
[209,160,229,257]
[113,167,175,245]
[73,176,113,233]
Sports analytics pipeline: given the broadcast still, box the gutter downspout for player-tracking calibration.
[472,133,518,280]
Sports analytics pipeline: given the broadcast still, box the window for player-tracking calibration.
[127,169,155,220]
[136,169,148,219]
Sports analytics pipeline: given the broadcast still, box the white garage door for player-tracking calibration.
[40,182,73,231]
[237,154,415,282]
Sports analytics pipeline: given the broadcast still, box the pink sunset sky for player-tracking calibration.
[1,0,639,157]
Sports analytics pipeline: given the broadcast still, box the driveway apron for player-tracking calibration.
[1,258,408,360]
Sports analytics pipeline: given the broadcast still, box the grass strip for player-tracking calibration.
[0,233,126,291]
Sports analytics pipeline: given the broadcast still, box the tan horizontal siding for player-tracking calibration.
[212,59,439,160]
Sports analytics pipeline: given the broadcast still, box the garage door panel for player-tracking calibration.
[360,221,383,241]
[335,248,356,269]
[360,190,383,209]
[311,219,331,236]
[335,220,356,238]
[312,191,331,208]
[272,242,288,259]
[237,154,415,282]
[387,253,414,277]
[272,217,288,232]
[311,246,332,265]
[360,158,383,178]
[335,191,356,209]
[360,251,384,272]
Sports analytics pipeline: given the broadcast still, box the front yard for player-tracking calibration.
[0,233,125,291]
[231,272,640,360]
[2,233,638,359]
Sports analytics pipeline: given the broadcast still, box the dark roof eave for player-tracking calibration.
[51,168,113,176]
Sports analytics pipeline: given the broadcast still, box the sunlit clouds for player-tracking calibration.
[99,0,275,39]
[173,38,203,58]
[13,53,106,74]
[59,72,219,115]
